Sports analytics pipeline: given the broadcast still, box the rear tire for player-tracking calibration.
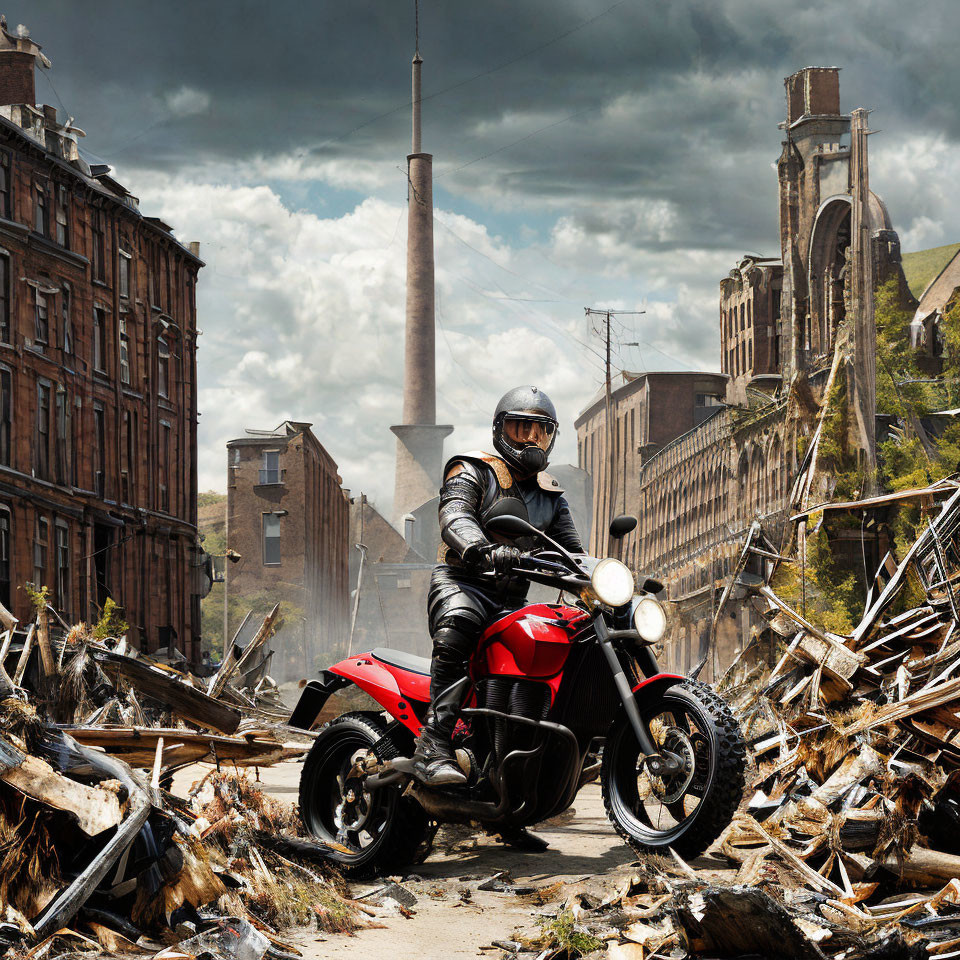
[601,679,745,860]
[298,711,432,878]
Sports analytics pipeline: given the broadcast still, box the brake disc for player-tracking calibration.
[647,726,696,804]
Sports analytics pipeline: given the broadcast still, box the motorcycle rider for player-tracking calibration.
[412,386,583,794]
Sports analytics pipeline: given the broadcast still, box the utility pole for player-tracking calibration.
[584,307,645,555]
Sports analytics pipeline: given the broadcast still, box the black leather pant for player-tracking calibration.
[425,565,523,735]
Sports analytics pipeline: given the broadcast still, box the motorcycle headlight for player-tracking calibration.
[633,596,667,643]
[590,558,635,607]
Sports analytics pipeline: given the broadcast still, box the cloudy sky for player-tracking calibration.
[9,1,960,513]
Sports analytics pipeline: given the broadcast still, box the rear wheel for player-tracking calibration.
[601,679,745,860]
[298,711,432,878]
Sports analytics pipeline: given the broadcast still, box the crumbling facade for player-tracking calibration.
[578,67,910,677]
[225,422,349,678]
[0,23,204,657]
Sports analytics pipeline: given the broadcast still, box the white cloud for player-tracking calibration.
[163,86,211,116]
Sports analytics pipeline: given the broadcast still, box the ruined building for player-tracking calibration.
[577,67,908,677]
[0,22,205,656]
[224,421,349,680]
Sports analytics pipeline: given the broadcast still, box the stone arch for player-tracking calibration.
[808,196,852,358]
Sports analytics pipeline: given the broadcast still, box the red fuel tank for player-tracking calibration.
[476,603,588,682]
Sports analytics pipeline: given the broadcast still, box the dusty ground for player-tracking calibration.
[173,760,733,958]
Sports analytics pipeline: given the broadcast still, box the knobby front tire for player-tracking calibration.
[601,679,746,860]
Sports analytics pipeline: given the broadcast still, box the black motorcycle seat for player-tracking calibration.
[371,647,431,676]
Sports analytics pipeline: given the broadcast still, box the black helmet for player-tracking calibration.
[492,385,558,475]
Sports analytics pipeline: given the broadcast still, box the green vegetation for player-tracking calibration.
[198,490,227,508]
[93,597,130,640]
[201,587,303,658]
[533,910,603,958]
[24,584,50,616]
[901,242,960,300]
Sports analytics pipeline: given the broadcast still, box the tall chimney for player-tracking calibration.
[0,21,48,107]
[390,42,452,525]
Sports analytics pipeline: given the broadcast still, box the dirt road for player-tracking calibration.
[175,761,639,958]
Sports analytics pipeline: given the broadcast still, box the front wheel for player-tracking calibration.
[298,711,433,878]
[601,679,745,860]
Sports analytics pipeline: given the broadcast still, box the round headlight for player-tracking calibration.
[590,558,635,607]
[633,597,667,643]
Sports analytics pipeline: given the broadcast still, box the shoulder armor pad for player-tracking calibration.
[446,450,514,490]
[537,471,564,493]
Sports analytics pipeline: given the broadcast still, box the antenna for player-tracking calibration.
[411,0,422,154]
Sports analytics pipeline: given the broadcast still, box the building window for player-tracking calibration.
[262,513,281,565]
[93,308,105,372]
[0,255,8,345]
[158,335,169,397]
[159,421,170,512]
[55,186,69,248]
[93,403,105,498]
[34,182,47,236]
[61,284,72,354]
[119,315,130,384]
[55,522,69,612]
[150,244,162,308]
[0,152,11,221]
[122,409,136,503]
[0,367,9,466]
[55,387,69,486]
[33,515,48,589]
[92,210,105,282]
[119,247,131,299]
[33,288,48,345]
[260,450,281,485]
[36,382,50,479]
[0,507,9,608]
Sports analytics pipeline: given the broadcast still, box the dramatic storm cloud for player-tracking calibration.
[9,0,960,510]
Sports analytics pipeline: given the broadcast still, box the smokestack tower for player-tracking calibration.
[390,38,452,525]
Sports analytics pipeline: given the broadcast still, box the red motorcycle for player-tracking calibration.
[290,503,745,876]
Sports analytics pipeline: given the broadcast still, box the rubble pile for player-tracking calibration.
[509,482,960,959]
[0,600,364,960]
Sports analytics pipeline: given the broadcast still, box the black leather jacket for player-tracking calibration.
[437,451,582,567]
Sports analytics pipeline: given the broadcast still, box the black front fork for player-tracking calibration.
[595,616,681,777]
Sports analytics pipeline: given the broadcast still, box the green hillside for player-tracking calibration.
[901,242,960,300]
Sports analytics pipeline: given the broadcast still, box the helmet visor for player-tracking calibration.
[503,415,556,451]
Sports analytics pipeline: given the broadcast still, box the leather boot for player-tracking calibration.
[411,680,468,787]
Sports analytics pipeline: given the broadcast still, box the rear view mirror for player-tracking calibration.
[609,514,638,540]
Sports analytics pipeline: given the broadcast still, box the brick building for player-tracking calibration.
[720,256,783,403]
[225,422,349,679]
[574,372,727,558]
[578,67,910,678]
[0,23,205,657]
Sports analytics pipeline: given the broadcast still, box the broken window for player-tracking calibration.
[55,185,69,248]
[61,283,72,354]
[93,307,105,372]
[0,507,8,609]
[55,520,69,612]
[119,315,130,385]
[55,386,69,486]
[92,210,106,282]
[119,246,131,299]
[34,181,47,236]
[93,402,105,498]
[0,152,11,220]
[260,450,281,484]
[33,288,48,345]
[158,335,169,398]
[0,366,9,466]
[33,514,48,589]
[0,255,8,344]
[262,513,281,565]
[36,381,50,479]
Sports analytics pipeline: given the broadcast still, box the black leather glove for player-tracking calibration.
[464,543,523,576]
